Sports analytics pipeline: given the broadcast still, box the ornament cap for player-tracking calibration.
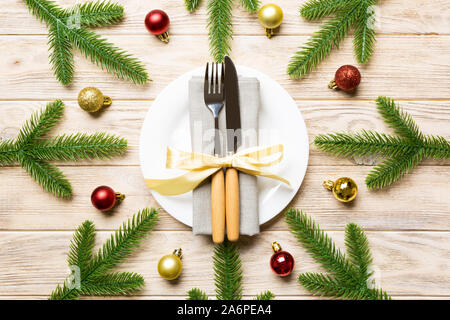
[158,32,170,43]
[115,192,125,202]
[173,248,182,258]
[328,79,338,90]
[322,180,335,191]
[272,241,282,253]
[103,96,112,107]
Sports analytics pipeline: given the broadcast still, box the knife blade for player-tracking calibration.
[224,56,241,242]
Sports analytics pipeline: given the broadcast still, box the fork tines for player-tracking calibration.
[204,62,225,95]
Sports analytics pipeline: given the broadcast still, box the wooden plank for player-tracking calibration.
[0,165,449,231]
[2,100,448,167]
[1,0,449,35]
[0,35,449,100]
[0,230,448,296]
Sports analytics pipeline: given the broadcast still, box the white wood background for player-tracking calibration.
[0,0,449,300]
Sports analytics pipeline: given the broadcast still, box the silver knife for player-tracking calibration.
[224,56,241,241]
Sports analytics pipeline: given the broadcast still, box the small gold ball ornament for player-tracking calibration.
[77,87,112,113]
[323,177,358,203]
[157,248,183,280]
[258,3,284,38]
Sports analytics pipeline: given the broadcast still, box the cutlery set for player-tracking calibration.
[204,57,242,243]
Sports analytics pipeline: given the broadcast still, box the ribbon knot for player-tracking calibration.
[145,144,290,196]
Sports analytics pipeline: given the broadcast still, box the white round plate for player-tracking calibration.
[139,66,309,227]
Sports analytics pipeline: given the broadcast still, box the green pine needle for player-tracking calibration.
[240,0,261,13]
[207,0,234,63]
[63,1,124,28]
[187,241,274,300]
[255,290,275,300]
[185,0,202,12]
[288,0,377,79]
[23,0,149,85]
[0,100,128,198]
[49,208,158,300]
[286,209,391,300]
[314,96,450,189]
[187,288,209,300]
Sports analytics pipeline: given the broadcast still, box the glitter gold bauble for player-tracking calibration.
[78,87,112,113]
[258,4,283,38]
[323,177,358,203]
[157,248,182,280]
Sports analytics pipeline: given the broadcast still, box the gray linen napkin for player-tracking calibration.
[188,75,260,236]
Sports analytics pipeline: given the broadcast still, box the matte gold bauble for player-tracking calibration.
[157,248,182,280]
[323,177,358,203]
[77,87,112,113]
[258,4,284,38]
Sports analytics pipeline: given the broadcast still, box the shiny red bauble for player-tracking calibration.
[91,186,124,211]
[329,65,361,92]
[270,242,294,277]
[144,9,170,35]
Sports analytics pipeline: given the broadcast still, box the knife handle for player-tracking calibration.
[211,169,225,244]
[225,168,240,242]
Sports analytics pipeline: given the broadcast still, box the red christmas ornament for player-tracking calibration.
[329,65,361,92]
[145,9,170,43]
[270,242,294,277]
[91,186,125,211]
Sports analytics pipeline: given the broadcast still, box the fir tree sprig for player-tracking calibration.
[23,0,149,85]
[288,0,377,79]
[314,96,450,189]
[0,100,127,198]
[50,208,158,300]
[286,209,391,300]
[185,0,202,12]
[187,241,274,300]
[186,0,260,62]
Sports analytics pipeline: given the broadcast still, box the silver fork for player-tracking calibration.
[204,62,225,157]
[204,62,226,244]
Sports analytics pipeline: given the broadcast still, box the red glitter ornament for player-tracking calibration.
[329,65,361,92]
[270,242,294,277]
[144,9,170,43]
[91,186,125,211]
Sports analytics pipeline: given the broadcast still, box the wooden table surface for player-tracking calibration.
[0,0,449,300]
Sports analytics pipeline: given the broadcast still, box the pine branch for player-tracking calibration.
[285,209,359,286]
[68,220,96,275]
[63,1,124,28]
[376,96,423,143]
[240,0,260,13]
[185,0,202,12]
[365,150,423,189]
[23,0,148,85]
[288,1,362,79]
[81,272,144,296]
[15,100,64,148]
[214,241,243,300]
[18,154,72,198]
[286,209,391,300]
[207,0,233,63]
[26,132,127,161]
[314,97,450,189]
[187,288,209,300]
[255,290,275,300]
[0,100,128,198]
[48,23,74,85]
[50,208,158,300]
[300,0,352,20]
[353,1,376,63]
[345,223,372,282]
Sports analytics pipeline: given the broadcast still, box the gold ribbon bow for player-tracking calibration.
[145,144,290,196]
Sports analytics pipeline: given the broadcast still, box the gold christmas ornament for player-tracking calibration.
[323,177,358,203]
[157,248,183,280]
[258,3,284,38]
[77,87,112,113]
